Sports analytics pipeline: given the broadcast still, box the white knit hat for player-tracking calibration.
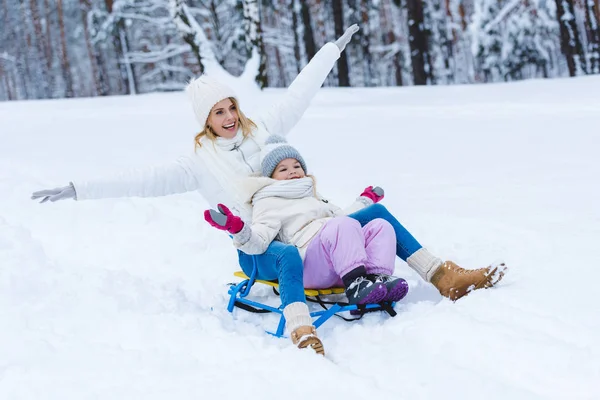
[260,135,308,177]
[186,75,238,127]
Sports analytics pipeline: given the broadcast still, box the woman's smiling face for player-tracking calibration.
[207,98,239,138]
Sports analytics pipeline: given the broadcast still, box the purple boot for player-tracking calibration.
[344,276,388,305]
[369,274,409,302]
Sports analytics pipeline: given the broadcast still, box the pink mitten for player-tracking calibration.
[360,186,385,203]
[204,204,245,234]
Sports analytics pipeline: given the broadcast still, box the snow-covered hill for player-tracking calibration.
[1,77,599,399]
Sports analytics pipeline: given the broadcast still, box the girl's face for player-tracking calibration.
[207,98,239,139]
[272,158,306,180]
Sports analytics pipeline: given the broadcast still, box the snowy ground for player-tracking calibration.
[1,76,599,399]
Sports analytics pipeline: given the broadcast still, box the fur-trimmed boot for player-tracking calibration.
[430,261,506,301]
[283,302,325,355]
[290,325,325,355]
[407,248,507,301]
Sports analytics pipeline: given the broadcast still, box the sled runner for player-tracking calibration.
[227,255,398,337]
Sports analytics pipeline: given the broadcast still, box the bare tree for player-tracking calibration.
[29,0,52,97]
[554,0,587,76]
[291,0,303,73]
[584,0,600,73]
[3,0,600,101]
[102,0,137,94]
[57,0,74,97]
[332,0,350,86]
[243,0,268,87]
[300,0,316,61]
[79,0,103,96]
[406,0,432,84]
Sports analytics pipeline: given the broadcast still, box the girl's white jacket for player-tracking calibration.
[72,43,341,221]
[233,177,371,258]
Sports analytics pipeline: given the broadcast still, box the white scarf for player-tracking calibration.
[252,177,315,205]
[214,130,245,151]
[195,127,270,218]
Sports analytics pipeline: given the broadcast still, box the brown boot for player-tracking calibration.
[431,261,507,301]
[290,325,325,356]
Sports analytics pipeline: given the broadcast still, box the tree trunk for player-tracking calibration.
[18,1,35,98]
[173,0,205,73]
[382,0,403,86]
[360,0,374,85]
[332,0,350,86]
[554,0,587,76]
[80,0,102,96]
[584,0,600,73]
[104,0,135,93]
[300,0,316,61]
[209,0,224,65]
[42,0,57,96]
[243,0,268,88]
[406,0,431,84]
[118,24,137,94]
[29,0,51,97]
[57,0,74,97]
[274,46,285,86]
[393,52,404,86]
[291,0,302,73]
[0,63,10,100]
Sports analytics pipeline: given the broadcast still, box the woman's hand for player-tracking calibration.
[360,186,384,204]
[31,183,77,203]
[334,24,359,52]
[204,204,245,234]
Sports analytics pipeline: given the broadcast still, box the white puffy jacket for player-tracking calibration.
[233,177,371,258]
[72,43,341,221]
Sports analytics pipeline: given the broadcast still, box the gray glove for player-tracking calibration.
[31,183,77,203]
[334,24,359,52]
[372,186,384,197]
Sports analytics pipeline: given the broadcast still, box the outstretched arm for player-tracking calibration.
[32,156,202,202]
[259,25,359,137]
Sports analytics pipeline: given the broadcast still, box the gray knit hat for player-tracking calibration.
[260,135,307,177]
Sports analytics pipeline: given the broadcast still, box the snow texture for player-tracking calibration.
[1,77,599,399]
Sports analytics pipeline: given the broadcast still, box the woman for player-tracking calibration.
[32,24,505,355]
[205,135,412,355]
[32,25,360,355]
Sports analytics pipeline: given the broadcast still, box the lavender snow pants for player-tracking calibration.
[303,216,396,289]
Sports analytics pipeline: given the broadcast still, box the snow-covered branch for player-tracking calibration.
[0,52,16,63]
[126,44,190,63]
[482,0,521,33]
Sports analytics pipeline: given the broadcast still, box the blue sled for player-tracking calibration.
[227,255,397,337]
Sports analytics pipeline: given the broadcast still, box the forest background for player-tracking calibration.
[1,0,599,101]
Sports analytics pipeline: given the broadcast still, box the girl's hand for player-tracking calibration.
[204,204,244,234]
[334,24,359,52]
[360,186,384,204]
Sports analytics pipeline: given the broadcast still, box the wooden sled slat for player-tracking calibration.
[233,271,346,296]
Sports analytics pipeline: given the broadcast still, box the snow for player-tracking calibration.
[1,76,600,399]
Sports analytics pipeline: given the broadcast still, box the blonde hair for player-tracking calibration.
[307,174,318,197]
[194,97,257,149]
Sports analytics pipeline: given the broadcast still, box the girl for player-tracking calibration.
[204,135,410,355]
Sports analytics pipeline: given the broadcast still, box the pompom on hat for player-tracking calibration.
[260,135,308,177]
[186,75,238,126]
